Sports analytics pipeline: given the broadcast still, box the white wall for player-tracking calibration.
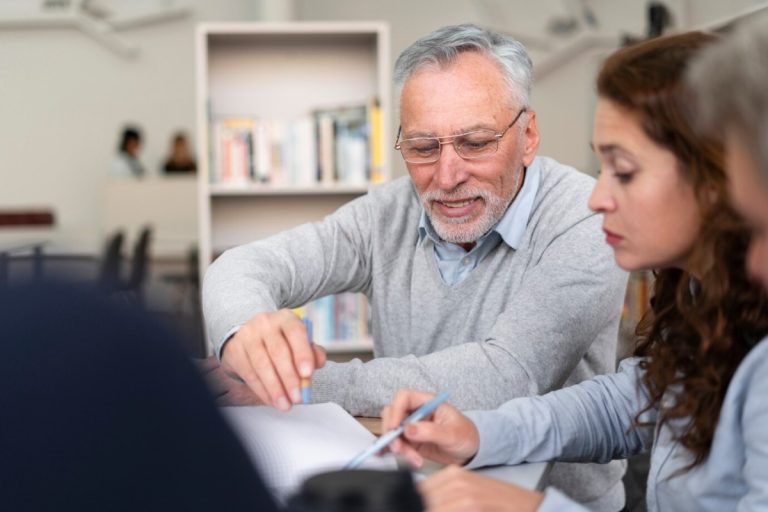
[0,0,258,255]
[1,0,765,255]
[295,0,768,177]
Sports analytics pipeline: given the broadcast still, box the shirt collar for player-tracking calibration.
[417,157,541,250]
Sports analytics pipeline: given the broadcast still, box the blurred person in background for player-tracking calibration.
[111,125,145,178]
[163,131,197,174]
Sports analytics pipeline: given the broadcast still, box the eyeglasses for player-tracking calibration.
[395,108,527,164]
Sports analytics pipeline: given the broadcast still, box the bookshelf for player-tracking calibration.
[196,22,391,354]
[618,270,654,360]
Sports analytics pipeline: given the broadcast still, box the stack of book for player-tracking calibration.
[209,100,384,187]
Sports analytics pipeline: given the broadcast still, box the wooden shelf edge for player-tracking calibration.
[208,183,373,196]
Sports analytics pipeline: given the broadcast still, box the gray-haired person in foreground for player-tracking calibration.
[689,16,768,292]
[203,24,628,510]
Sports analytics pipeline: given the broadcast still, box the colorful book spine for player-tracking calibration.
[298,293,370,347]
[368,97,385,184]
[209,100,381,187]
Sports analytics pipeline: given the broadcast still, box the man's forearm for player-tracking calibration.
[311,346,538,417]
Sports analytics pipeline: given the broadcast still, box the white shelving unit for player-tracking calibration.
[208,182,371,196]
[196,22,391,353]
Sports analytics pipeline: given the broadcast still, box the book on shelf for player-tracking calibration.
[368,98,386,184]
[620,270,653,336]
[313,104,369,185]
[208,99,383,188]
[212,118,254,184]
[316,113,335,185]
[294,292,371,348]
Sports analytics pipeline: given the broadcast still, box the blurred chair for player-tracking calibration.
[98,226,152,308]
[98,230,125,293]
[127,225,152,306]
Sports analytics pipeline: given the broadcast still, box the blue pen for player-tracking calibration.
[343,391,450,470]
[301,317,313,404]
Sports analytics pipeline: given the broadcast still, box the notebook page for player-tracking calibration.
[222,403,397,501]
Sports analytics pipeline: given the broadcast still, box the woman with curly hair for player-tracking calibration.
[381,30,768,512]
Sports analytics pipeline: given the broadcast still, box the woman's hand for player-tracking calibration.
[380,389,480,468]
[419,465,544,512]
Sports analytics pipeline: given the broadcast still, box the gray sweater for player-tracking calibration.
[203,156,628,508]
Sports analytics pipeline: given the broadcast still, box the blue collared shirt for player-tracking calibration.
[418,158,541,285]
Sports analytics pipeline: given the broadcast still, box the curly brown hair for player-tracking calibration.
[597,32,768,469]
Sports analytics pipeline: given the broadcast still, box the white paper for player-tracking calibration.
[222,403,397,501]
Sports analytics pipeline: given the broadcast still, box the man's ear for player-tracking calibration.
[521,111,540,167]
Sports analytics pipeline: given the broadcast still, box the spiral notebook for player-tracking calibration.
[222,403,398,501]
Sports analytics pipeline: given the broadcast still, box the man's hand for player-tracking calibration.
[196,356,262,406]
[419,465,544,512]
[380,389,480,468]
[220,309,327,411]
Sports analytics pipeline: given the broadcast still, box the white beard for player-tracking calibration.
[419,168,522,244]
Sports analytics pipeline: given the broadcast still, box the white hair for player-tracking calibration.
[688,16,768,183]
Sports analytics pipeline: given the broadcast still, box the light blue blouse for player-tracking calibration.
[465,336,768,511]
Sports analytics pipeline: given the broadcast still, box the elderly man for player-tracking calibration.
[203,24,627,510]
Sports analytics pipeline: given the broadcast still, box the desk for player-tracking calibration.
[0,227,100,256]
[356,416,383,435]
[470,461,550,491]
[0,239,47,285]
[355,416,550,491]
[417,459,550,491]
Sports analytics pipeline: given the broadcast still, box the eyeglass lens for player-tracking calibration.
[399,130,499,163]
[396,108,526,164]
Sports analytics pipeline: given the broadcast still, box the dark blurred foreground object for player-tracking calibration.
[0,282,280,512]
[288,469,423,512]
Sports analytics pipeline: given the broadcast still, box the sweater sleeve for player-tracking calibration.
[202,193,375,358]
[310,210,627,415]
[462,358,656,469]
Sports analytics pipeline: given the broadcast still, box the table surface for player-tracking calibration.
[473,461,550,491]
[0,238,47,254]
[356,416,383,435]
